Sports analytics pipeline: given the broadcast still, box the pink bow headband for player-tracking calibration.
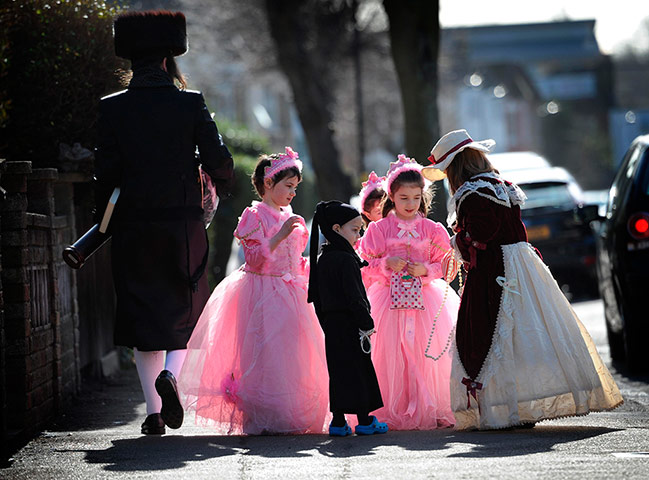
[385,154,424,194]
[264,146,303,180]
[359,171,386,208]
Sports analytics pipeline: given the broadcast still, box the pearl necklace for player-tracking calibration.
[424,247,463,361]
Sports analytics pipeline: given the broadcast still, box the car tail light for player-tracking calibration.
[582,255,596,266]
[628,212,649,240]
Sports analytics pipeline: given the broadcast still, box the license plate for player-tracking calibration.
[527,224,551,241]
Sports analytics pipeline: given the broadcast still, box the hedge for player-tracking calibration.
[1,0,127,166]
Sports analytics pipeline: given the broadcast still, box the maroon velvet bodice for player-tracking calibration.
[454,178,529,381]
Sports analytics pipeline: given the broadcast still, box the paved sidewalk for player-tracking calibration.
[3,364,649,479]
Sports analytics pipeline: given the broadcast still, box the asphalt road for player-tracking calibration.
[3,300,648,479]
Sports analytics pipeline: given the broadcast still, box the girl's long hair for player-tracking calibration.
[122,55,187,89]
[446,149,499,195]
[381,170,432,218]
[165,55,187,90]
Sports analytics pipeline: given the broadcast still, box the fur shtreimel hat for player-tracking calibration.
[114,10,188,60]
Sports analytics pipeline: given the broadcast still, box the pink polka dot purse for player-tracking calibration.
[389,269,425,310]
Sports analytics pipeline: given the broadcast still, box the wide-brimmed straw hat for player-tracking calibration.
[422,129,495,181]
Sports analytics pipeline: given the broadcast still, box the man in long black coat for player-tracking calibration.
[94,11,234,435]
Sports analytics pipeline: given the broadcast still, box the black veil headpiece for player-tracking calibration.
[307,201,366,307]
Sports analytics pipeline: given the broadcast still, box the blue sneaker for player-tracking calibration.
[354,416,388,435]
[329,421,353,436]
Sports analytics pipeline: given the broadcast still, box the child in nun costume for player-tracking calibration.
[308,201,388,436]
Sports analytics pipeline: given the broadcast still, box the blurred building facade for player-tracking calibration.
[178,14,618,189]
[439,20,614,188]
[609,52,649,166]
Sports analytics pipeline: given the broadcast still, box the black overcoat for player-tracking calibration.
[315,245,383,413]
[94,76,233,351]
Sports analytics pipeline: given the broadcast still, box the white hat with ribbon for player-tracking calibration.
[422,129,495,181]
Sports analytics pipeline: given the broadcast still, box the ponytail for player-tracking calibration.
[307,204,323,307]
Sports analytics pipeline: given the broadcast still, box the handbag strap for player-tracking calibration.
[99,187,120,233]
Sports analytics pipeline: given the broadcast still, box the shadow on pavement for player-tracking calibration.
[314,430,456,458]
[70,431,453,472]
[314,425,621,459]
[444,425,621,458]
[64,424,622,473]
[71,436,239,472]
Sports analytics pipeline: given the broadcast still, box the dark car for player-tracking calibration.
[593,134,649,371]
[490,153,599,298]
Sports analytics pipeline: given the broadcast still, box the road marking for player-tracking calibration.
[611,452,649,458]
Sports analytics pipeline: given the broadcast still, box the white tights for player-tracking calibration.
[133,349,187,415]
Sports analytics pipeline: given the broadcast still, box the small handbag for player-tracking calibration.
[199,166,219,228]
[389,269,425,310]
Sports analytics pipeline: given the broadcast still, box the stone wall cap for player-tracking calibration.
[4,161,33,175]
[26,212,51,228]
[30,169,59,181]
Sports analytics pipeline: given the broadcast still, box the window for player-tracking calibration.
[519,182,576,210]
[607,143,643,217]
[639,146,649,196]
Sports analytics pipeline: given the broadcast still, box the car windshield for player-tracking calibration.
[519,182,576,210]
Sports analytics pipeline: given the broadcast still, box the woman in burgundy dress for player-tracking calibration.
[422,129,623,430]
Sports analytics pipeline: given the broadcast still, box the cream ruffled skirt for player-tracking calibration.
[451,242,623,430]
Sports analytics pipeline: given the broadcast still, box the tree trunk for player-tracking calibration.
[265,0,355,202]
[383,0,447,222]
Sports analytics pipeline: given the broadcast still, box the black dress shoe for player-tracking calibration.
[155,370,184,429]
[141,413,165,435]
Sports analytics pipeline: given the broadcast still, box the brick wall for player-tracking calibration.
[0,160,120,459]
[0,159,6,459]
[53,179,80,402]
[0,163,82,456]
[1,161,34,450]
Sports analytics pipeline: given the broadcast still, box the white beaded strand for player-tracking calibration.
[424,249,463,361]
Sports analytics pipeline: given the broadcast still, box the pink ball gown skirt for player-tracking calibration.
[178,268,329,435]
[367,278,459,430]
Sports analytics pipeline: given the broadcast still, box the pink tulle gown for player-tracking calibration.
[359,211,460,430]
[178,201,329,435]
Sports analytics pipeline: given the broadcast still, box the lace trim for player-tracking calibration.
[454,243,509,385]
[240,239,260,251]
[363,251,384,259]
[236,221,262,241]
[447,172,527,226]
[460,400,625,431]
[428,240,452,263]
[475,243,515,385]
[241,267,286,278]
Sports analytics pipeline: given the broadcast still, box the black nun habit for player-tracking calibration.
[308,201,383,415]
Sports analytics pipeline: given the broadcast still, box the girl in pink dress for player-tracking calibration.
[178,147,329,435]
[359,154,460,430]
[359,171,386,229]
[358,171,386,287]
